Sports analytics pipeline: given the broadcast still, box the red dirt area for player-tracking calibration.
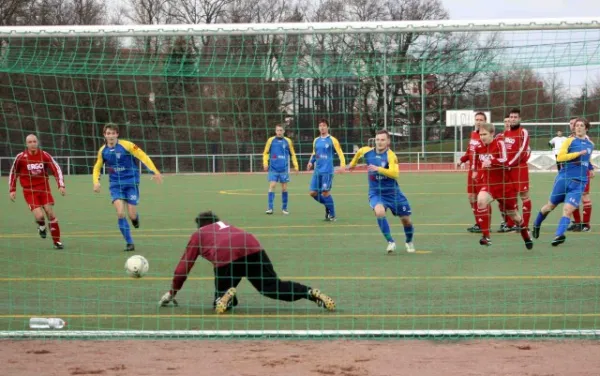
[3,339,600,376]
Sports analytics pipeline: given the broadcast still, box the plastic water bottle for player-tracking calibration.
[29,318,66,329]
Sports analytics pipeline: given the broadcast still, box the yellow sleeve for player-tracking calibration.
[556,137,581,162]
[262,137,274,168]
[309,138,318,163]
[285,137,299,170]
[92,146,105,184]
[331,137,346,168]
[377,150,400,179]
[120,140,160,174]
[349,146,371,167]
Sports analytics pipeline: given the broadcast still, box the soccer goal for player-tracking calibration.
[1,19,600,339]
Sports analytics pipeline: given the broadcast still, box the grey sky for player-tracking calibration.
[444,0,599,20]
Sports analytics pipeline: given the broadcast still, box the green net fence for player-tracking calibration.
[1,20,600,338]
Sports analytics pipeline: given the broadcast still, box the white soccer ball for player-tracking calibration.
[125,255,149,278]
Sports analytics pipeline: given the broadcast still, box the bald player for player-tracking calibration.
[8,134,66,249]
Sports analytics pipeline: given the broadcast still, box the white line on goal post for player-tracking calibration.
[2,330,600,339]
[0,18,599,37]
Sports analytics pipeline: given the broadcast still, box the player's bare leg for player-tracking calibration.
[31,207,47,239]
[281,182,289,215]
[266,181,277,214]
[400,215,415,253]
[43,204,63,249]
[127,204,139,228]
[475,191,494,246]
[506,209,533,250]
[114,200,134,251]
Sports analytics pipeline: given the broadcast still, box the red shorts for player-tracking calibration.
[22,187,54,211]
[507,164,529,193]
[479,183,517,213]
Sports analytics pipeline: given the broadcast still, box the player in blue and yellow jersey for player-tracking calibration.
[533,118,595,246]
[307,119,346,221]
[262,124,299,215]
[92,123,163,251]
[348,130,415,254]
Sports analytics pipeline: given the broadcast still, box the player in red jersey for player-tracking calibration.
[458,111,487,233]
[567,117,594,232]
[8,134,66,249]
[471,123,533,249]
[496,115,517,231]
[501,108,532,231]
[158,211,336,313]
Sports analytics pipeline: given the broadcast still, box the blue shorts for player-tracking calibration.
[268,171,290,183]
[309,172,334,193]
[110,184,140,205]
[549,177,585,207]
[369,193,412,217]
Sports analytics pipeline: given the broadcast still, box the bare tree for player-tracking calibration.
[572,78,600,122]
[0,0,34,26]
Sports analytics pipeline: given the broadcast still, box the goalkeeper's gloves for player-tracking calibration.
[158,291,179,307]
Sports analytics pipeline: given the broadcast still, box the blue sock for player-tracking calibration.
[268,192,275,210]
[534,211,548,227]
[404,224,414,243]
[377,217,394,242]
[312,194,322,203]
[556,216,571,237]
[282,191,289,210]
[118,218,133,244]
[323,195,336,217]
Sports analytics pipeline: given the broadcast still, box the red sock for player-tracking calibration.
[573,208,581,223]
[48,217,61,243]
[506,213,515,227]
[583,203,592,226]
[522,199,532,228]
[476,206,490,237]
[470,201,478,223]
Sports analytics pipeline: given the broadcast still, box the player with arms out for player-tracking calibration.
[471,123,533,249]
[347,130,415,254]
[307,119,346,221]
[567,117,594,232]
[457,111,487,233]
[502,108,532,232]
[262,124,299,215]
[533,118,595,246]
[9,134,66,249]
[92,123,163,251]
[158,211,336,313]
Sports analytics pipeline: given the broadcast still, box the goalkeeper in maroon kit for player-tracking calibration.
[158,211,336,313]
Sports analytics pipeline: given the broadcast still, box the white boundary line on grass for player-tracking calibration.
[2,330,600,339]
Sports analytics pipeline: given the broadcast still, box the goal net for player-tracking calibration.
[1,19,600,339]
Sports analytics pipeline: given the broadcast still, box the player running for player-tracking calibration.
[262,124,299,215]
[307,119,346,221]
[158,211,336,313]
[347,130,415,254]
[471,123,533,249]
[8,134,66,249]
[92,123,163,251]
[533,118,595,246]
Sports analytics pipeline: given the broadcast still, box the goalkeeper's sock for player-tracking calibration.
[522,198,532,228]
[118,218,133,244]
[403,224,414,243]
[48,217,61,243]
[268,191,275,210]
[323,195,336,217]
[534,211,548,227]
[556,216,571,237]
[376,217,394,242]
[281,191,289,210]
[583,203,592,226]
[573,208,582,223]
